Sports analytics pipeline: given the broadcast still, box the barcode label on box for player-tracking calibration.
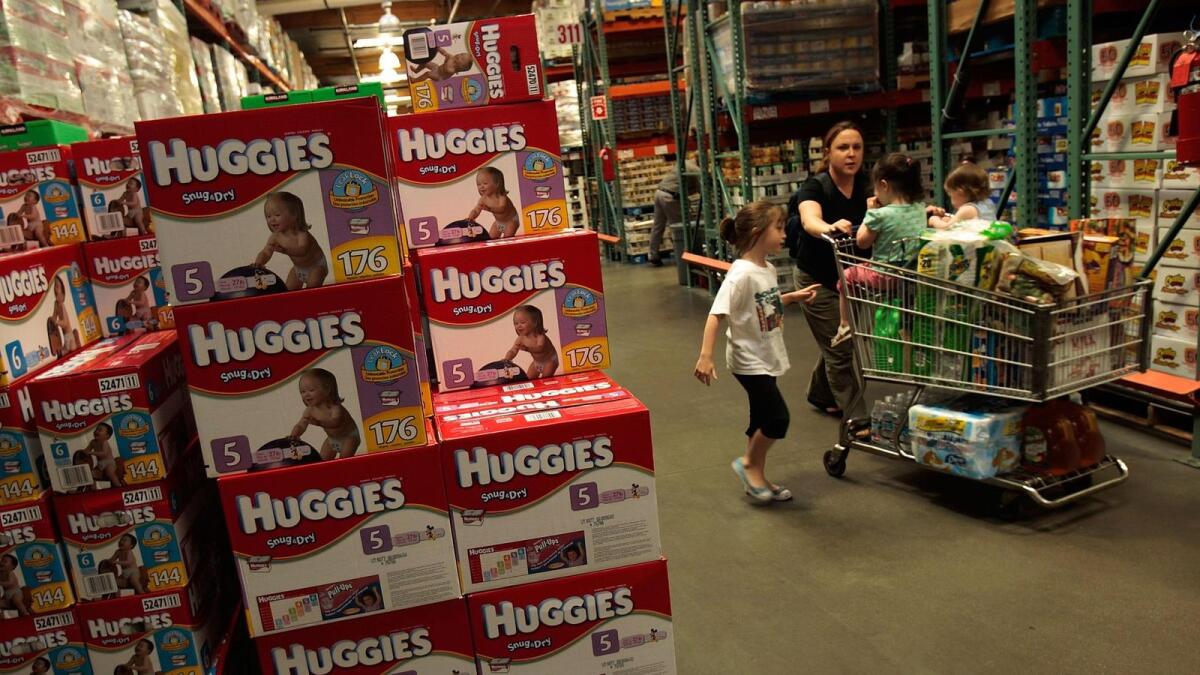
[524,411,562,422]
[409,33,430,61]
[526,64,541,95]
[0,225,22,247]
[96,211,125,235]
[58,465,95,490]
[84,573,118,599]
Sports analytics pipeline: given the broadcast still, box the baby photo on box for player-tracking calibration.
[135,97,402,306]
[73,136,153,239]
[0,146,85,252]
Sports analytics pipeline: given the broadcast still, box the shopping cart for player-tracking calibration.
[822,234,1150,508]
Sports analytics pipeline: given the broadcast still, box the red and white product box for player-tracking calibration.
[134,97,403,306]
[0,495,74,617]
[433,370,609,407]
[1157,227,1200,269]
[435,372,631,423]
[0,145,85,251]
[54,451,206,603]
[1162,160,1200,189]
[174,276,427,478]
[1090,74,1176,116]
[1157,189,1200,230]
[30,332,194,494]
[469,559,675,675]
[389,100,568,248]
[0,610,93,674]
[71,136,153,240]
[1149,333,1197,378]
[1153,265,1200,307]
[403,14,542,113]
[0,245,101,385]
[1152,301,1199,341]
[0,371,47,506]
[438,396,660,594]
[82,234,173,337]
[218,435,460,637]
[415,229,609,392]
[76,575,228,675]
[256,598,475,674]
[1088,158,1160,189]
[401,263,432,417]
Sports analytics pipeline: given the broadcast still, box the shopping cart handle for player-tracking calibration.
[820,232,858,253]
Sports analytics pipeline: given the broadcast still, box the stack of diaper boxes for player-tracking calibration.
[1089,32,1198,380]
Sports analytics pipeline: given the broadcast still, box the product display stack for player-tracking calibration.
[1089,31,1200,380]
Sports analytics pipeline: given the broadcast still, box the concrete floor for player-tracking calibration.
[602,262,1200,675]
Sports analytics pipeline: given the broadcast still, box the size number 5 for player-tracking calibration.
[172,262,215,302]
[442,358,474,389]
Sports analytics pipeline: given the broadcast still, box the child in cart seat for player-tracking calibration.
[832,153,935,347]
[926,161,996,228]
[693,200,822,503]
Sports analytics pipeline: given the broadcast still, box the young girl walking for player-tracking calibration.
[694,201,821,502]
[832,153,932,346]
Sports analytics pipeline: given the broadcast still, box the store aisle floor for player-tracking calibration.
[602,262,1200,675]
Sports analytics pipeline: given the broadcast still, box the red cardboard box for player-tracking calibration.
[389,100,568,248]
[401,262,432,416]
[71,136,152,239]
[0,610,92,673]
[0,245,101,385]
[217,428,460,637]
[469,559,676,674]
[403,14,543,113]
[82,234,172,337]
[256,598,475,674]
[54,449,207,603]
[31,332,194,493]
[174,276,426,478]
[0,370,47,506]
[135,98,403,306]
[438,396,660,593]
[432,370,609,407]
[415,229,609,392]
[434,372,631,423]
[0,495,74,617]
[0,145,85,249]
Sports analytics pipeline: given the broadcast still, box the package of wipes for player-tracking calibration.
[909,402,1024,480]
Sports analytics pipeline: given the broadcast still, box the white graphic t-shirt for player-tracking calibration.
[709,259,789,377]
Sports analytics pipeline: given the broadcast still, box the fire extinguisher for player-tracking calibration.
[599,146,616,181]
[1170,28,1200,165]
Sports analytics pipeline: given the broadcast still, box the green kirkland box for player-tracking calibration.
[239,90,313,109]
[0,120,89,151]
[311,82,385,105]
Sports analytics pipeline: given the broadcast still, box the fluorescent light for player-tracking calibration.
[379,2,401,32]
[379,48,401,71]
[353,36,404,49]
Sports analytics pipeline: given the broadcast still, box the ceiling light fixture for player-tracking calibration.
[379,47,401,71]
[378,2,401,32]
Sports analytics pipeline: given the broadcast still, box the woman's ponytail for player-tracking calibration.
[719,216,737,245]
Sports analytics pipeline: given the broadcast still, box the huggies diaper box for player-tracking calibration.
[75,559,230,675]
[217,438,460,637]
[54,451,206,603]
[433,370,609,407]
[71,136,153,240]
[134,97,403,306]
[468,559,676,675]
[0,372,47,506]
[437,396,660,594]
[0,611,93,674]
[0,245,101,385]
[0,146,85,251]
[435,372,631,423]
[403,14,542,113]
[389,100,568,248]
[255,598,475,674]
[401,263,432,417]
[415,229,609,392]
[173,276,427,478]
[30,331,195,494]
[82,235,172,337]
[0,495,74,617]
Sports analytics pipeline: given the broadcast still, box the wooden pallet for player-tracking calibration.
[1084,386,1194,445]
[604,7,665,22]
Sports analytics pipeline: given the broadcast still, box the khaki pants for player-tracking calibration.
[793,268,860,413]
[650,189,680,262]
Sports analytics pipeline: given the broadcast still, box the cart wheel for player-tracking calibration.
[823,449,847,478]
[997,490,1024,519]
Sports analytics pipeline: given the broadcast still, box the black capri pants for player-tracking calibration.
[733,373,790,440]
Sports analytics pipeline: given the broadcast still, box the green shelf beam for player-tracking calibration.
[1083,151,1177,161]
[943,128,1015,140]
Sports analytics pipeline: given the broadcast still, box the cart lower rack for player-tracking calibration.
[822,235,1148,508]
